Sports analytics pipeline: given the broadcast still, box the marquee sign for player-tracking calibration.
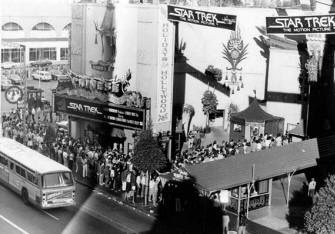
[54,94,145,130]
[167,5,236,31]
[266,14,335,34]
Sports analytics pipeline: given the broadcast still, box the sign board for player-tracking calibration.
[5,86,23,104]
[266,14,335,34]
[167,5,236,31]
[157,10,174,123]
[228,194,269,213]
[219,190,229,204]
[54,94,145,130]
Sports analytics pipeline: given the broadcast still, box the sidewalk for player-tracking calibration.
[73,167,158,220]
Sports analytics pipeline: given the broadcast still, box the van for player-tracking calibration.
[32,70,52,81]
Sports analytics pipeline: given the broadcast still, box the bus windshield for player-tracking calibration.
[42,172,73,188]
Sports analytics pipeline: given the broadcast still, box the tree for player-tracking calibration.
[226,102,239,131]
[201,90,218,129]
[132,126,168,206]
[304,175,335,233]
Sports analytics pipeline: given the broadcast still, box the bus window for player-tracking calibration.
[27,172,39,186]
[15,165,26,178]
[43,172,73,188]
[0,155,8,166]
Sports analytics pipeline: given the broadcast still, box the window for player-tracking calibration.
[42,172,73,188]
[0,155,8,166]
[256,180,269,194]
[32,22,55,31]
[63,23,71,31]
[10,162,14,170]
[29,48,56,61]
[27,172,39,186]
[60,48,69,60]
[2,22,23,31]
[1,48,24,63]
[233,124,242,132]
[15,165,26,178]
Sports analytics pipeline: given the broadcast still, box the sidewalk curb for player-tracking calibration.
[75,178,156,220]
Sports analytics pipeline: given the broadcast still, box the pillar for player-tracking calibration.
[268,178,273,206]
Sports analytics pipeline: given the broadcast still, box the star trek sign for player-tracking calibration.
[266,14,335,34]
[167,5,236,31]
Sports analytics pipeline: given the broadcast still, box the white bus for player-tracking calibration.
[0,137,75,209]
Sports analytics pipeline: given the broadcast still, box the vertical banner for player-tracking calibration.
[157,8,174,124]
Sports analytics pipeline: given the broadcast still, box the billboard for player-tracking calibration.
[54,94,145,130]
[167,5,236,30]
[266,14,335,34]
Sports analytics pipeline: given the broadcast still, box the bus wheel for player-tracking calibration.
[21,188,29,205]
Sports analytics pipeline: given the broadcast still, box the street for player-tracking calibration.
[0,182,154,234]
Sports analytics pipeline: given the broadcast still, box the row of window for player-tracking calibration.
[0,154,38,186]
[1,47,69,63]
[2,22,71,32]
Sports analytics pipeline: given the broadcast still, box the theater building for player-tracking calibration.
[54,1,335,153]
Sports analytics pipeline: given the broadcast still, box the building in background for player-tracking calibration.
[1,0,73,69]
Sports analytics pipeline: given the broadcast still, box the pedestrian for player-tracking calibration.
[308,178,316,197]
[238,211,247,234]
[222,210,230,234]
[82,155,88,178]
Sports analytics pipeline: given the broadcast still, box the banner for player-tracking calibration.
[167,5,236,30]
[157,12,174,124]
[54,94,145,130]
[266,14,335,34]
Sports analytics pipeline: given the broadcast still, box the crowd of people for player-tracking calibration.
[2,109,163,207]
[174,132,291,167]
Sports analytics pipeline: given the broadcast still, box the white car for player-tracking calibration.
[1,77,12,91]
[9,74,23,85]
[32,70,52,81]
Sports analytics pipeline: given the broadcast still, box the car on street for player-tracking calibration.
[9,74,23,85]
[1,77,12,91]
[32,70,52,81]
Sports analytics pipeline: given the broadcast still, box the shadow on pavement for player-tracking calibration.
[285,183,312,232]
[149,178,223,234]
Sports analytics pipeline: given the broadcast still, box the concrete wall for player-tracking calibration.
[177,7,305,130]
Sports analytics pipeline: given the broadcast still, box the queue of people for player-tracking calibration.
[2,109,162,207]
[174,132,291,167]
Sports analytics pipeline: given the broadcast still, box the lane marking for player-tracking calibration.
[42,210,59,221]
[0,215,31,234]
[81,205,138,234]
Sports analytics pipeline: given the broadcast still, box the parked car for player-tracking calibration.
[9,74,23,85]
[32,70,52,81]
[1,77,12,91]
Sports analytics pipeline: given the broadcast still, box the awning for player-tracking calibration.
[184,136,335,192]
[111,127,126,138]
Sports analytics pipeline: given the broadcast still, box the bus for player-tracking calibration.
[0,137,75,209]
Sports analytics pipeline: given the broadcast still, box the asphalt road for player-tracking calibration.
[0,182,154,234]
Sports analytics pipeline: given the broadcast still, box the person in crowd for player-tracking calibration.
[82,155,88,179]
[238,211,247,234]
[308,178,316,198]
[222,210,230,234]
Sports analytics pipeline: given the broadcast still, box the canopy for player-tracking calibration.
[231,99,283,123]
[185,135,335,192]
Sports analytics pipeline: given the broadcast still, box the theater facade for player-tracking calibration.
[54,1,334,153]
